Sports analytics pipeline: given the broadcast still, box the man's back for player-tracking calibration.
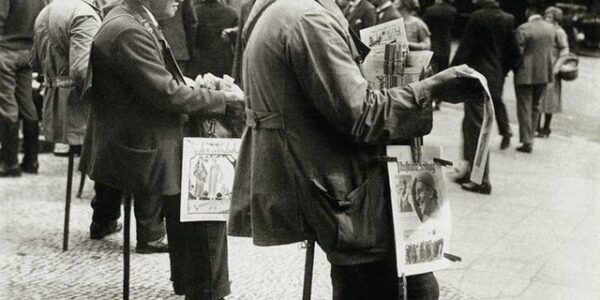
[452,2,517,96]
[423,2,456,57]
[0,0,46,50]
[514,16,556,85]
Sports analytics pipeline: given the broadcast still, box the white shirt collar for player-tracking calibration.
[376,1,393,13]
[141,5,159,26]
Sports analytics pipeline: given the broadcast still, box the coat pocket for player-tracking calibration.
[110,142,159,194]
[310,176,383,251]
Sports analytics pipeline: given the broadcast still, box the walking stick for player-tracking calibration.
[62,150,75,251]
[302,240,316,300]
[123,192,132,300]
[76,171,86,198]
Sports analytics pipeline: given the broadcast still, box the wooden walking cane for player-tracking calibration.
[302,240,316,300]
[123,192,132,300]
[76,171,86,198]
[62,150,75,251]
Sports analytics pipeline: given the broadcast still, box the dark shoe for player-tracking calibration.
[20,161,39,174]
[90,221,122,240]
[516,143,532,153]
[454,173,471,185]
[461,182,492,195]
[0,163,22,177]
[136,237,169,254]
[500,134,511,150]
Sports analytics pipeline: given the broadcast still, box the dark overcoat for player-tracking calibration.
[80,1,228,196]
[423,2,457,63]
[228,0,435,265]
[376,4,401,25]
[343,0,376,36]
[451,1,519,99]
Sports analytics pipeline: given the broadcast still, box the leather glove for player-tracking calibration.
[417,65,483,105]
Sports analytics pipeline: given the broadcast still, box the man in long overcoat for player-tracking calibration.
[80,0,242,296]
[513,8,556,153]
[228,0,481,298]
[423,0,457,75]
[0,0,45,177]
[451,0,520,194]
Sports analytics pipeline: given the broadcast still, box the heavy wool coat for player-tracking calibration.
[228,0,435,265]
[80,1,228,196]
[451,1,519,100]
[31,0,101,145]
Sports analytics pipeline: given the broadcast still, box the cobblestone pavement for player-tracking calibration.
[0,154,473,300]
[2,59,599,299]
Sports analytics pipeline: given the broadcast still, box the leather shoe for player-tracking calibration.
[20,161,39,174]
[136,237,169,254]
[0,163,22,177]
[453,173,471,185]
[500,134,511,150]
[90,221,122,240]
[461,182,492,195]
[516,143,532,153]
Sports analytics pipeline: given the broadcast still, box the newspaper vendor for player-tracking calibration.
[229,0,482,299]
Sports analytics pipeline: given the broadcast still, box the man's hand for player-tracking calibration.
[421,65,483,104]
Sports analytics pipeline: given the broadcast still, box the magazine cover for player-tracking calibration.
[386,145,452,275]
[180,138,241,222]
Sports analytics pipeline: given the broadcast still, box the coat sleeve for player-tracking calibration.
[69,13,101,88]
[502,17,521,74]
[287,11,431,144]
[112,26,227,114]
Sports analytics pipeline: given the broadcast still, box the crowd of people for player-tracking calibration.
[0,0,576,299]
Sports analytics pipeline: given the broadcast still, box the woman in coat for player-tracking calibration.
[395,0,431,50]
[537,6,569,138]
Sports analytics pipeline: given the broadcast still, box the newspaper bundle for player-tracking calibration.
[180,138,241,222]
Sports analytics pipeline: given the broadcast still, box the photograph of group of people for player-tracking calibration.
[405,239,445,265]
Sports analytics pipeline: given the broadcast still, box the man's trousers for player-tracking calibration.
[515,84,546,144]
[91,182,165,243]
[463,99,490,184]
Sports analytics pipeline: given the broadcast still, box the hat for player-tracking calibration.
[554,53,579,81]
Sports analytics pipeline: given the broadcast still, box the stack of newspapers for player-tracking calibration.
[360,19,433,89]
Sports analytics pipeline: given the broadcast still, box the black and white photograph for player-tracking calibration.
[1,0,599,299]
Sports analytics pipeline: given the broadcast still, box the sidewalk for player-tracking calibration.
[1,102,599,299]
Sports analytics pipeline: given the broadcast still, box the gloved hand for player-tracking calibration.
[419,65,483,104]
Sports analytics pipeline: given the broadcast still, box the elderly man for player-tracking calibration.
[229,0,481,299]
[80,0,242,298]
[0,0,45,177]
[514,7,557,153]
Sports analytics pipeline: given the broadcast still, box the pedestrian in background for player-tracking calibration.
[187,0,238,78]
[514,6,557,153]
[231,0,255,87]
[395,0,431,50]
[423,0,456,74]
[343,0,377,36]
[0,0,46,177]
[79,0,243,299]
[423,0,456,110]
[370,0,401,25]
[160,0,197,75]
[537,6,569,138]
[451,0,520,194]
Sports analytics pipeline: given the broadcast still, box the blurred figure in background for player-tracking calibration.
[370,0,401,24]
[452,0,520,194]
[514,6,556,153]
[188,0,237,78]
[423,0,456,110]
[537,6,569,138]
[231,0,255,87]
[0,0,46,177]
[343,0,376,36]
[160,0,197,75]
[396,0,431,50]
